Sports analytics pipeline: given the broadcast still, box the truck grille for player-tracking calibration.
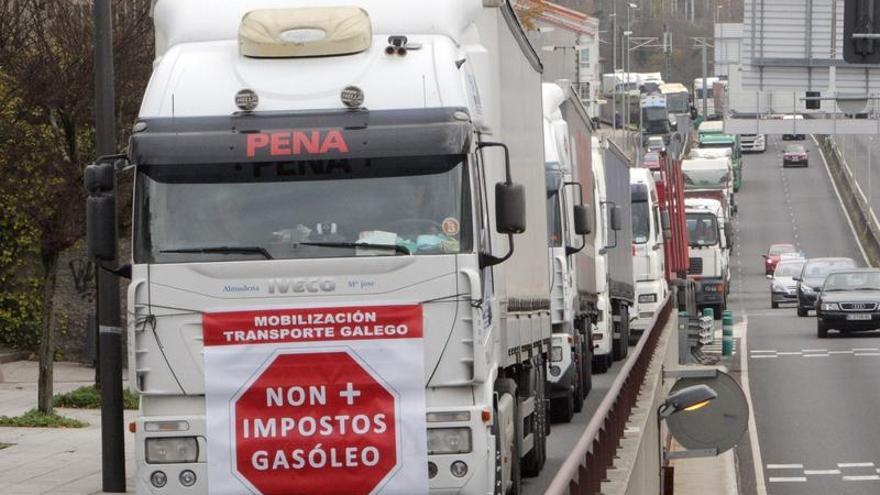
[841,302,878,311]
[689,257,703,275]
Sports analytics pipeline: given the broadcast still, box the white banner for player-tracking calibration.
[202,304,428,495]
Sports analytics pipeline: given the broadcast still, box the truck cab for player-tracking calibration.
[589,137,616,373]
[630,168,668,340]
[685,198,732,317]
[697,133,743,192]
[682,156,736,217]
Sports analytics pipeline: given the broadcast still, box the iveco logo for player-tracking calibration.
[267,278,336,294]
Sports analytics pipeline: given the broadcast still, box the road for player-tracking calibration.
[732,135,880,494]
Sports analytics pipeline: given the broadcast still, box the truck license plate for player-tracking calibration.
[847,314,872,320]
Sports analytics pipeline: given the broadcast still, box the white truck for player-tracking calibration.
[630,168,668,341]
[541,81,594,422]
[685,198,732,317]
[124,1,555,493]
[590,139,634,372]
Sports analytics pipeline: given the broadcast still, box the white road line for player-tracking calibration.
[838,462,876,468]
[750,355,778,359]
[853,348,879,352]
[843,475,880,481]
[742,311,768,495]
[766,464,804,469]
[802,349,827,352]
[768,477,807,482]
[750,350,776,353]
[804,469,841,475]
[777,351,803,356]
[854,353,880,357]
[803,354,829,357]
[829,350,854,354]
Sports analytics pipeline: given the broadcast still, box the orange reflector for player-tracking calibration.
[128,422,136,433]
[567,335,573,344]
[684,400,712,412]
[592,333,603,341]
[481,409,492,423]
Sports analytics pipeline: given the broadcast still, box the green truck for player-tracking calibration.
[697,133,742,192]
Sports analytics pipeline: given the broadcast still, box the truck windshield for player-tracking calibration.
[666,94,689,113]
[632,201,650,244]
[686,213,719,247]
[134,156,471,263]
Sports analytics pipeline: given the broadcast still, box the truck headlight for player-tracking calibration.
[427,428,472,455]
[550,346,564,362]
[639,293,658,303]
[820,303,840,311]
[145,437,198,464]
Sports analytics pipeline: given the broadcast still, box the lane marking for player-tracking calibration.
[741,311,768,495]
[838,462,876,468]
[777,351,802,356]
[804,469,841,475]
[855,353,880,357]
[768,477,807,482]
[853,348,879,352]
[767,464,804,469]
[829,350,854,354]
[750,350,776,353]
[750,355,777,359]
[803,354,829,357]
[802,349,827,352]
[843,475,880,481]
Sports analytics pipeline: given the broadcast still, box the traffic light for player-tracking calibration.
[844,0,880,63]
[806,91,821,110]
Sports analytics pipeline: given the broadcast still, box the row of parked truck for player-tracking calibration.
[103,1,726,494]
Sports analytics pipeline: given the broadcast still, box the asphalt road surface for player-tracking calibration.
[733,135,880,495]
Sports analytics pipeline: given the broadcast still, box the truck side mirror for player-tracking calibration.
[573,204,592,235]
[496,182,526,234]
[661,211,672,240]
[86,195,116,260]
[610,205,623,231]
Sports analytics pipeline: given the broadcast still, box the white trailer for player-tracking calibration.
[127,1,553,493]
[630,168,669,339]
[541,81,594,422]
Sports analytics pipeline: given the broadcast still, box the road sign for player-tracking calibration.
[203,305,428,495]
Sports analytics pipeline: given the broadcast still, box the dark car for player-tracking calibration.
[782,144,808,167]
[796,257,858,316]
[816,269,880,338]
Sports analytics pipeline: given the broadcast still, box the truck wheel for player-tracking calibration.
[581,333,593,397]
[797,306,808,317]
[553,391,575,423]
[495,379,521,495]
[592,354,611,374]
[713,304,724,320]
[817,320,828,338]
[612,306,630,360]
[521,362,546,477]
[572,360,584,413]
[771,301,779,309]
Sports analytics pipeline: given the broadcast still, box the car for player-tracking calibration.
[641,151,661,170]
[782,114,806,140]
[646,136,666,153]
[782,144,809,167]
[763,243,798,275]
[769,258,806,308]
[816,269,880,338]
[796,257,858,316]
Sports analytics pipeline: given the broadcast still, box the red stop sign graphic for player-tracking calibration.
[233,352,398,495]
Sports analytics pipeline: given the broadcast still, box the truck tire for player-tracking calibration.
[581,331,593,397]
[771,301,779,309]
[521,361,546,477]
[553,390,575,423]
[713,304,724,320]
[572,354,584,413]
[612,306,630,360]
[797,306,808,317]
[592,354,612,374]
[495,379,521,495]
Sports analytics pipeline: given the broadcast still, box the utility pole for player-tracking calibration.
[612,3,618,135]
[702,41,708,119]
[93,0,125,492]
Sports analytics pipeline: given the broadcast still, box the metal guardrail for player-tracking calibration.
[545,295,673,495]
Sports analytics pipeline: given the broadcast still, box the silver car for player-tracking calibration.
[769,258,806,308]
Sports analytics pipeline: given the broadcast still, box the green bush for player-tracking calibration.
[53,385,139,410]
[0,409,87,428]
[0,442,12,450]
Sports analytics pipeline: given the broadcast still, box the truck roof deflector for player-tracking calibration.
[239,7,372,58]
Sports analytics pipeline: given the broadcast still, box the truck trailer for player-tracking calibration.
[121,1,556,493]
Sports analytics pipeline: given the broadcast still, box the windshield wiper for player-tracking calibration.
[295,241,412,256]
[853,287,880,291]
[160,246,273,259]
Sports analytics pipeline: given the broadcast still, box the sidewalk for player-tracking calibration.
[0,360,136,494]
